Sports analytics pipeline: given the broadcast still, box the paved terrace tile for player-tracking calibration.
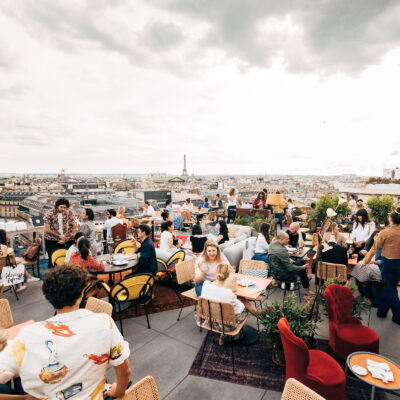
[3,280,400,400]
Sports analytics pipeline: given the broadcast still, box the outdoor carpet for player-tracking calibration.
[189,333,387,400]
[115,281,197,320]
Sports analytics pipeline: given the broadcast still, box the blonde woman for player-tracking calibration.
[194,240,230,296]
[227,188,237,224]
[201,264,259,345]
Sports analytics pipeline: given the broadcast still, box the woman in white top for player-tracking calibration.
[351,209,375,253]
[201,263,259,345]
[253,223,270,266]
[227,188,238,224]
[181,198,194,222]
[159,221,182,253]
[194,239,231,296]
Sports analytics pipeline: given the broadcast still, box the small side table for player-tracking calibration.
[345,351,400,400]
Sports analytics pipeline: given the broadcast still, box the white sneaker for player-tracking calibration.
[16,285,26,292]
[27,277,40,283]
[281,282,286,290]
[290,282,295,291]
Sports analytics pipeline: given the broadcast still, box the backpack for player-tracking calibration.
[22,239,41,261]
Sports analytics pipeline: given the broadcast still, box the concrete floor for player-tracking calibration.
[4,278,400,400]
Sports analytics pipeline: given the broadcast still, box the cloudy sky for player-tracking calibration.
[1,0,400,176]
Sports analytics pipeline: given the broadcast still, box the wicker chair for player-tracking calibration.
[0,298,34,339]
[238,259,268,274]
[112,224,127,248]
[316,262,347,284]
[197,297,248,375]
[117,376,160,400]
[175,258,197,321]
[0,284,4,299]
[114,240,140,254]
[0,298,13,328]
[281,378,325,400]
[85,297,113,316]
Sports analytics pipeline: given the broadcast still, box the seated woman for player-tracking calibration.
[0,264,131,399]
[286,222,305,248]
[65,232,85,263]
[350,231,382,304]
[216,220,230,245]
[194,239,231,297]
[201,263,259,345]
[165,200,183,231]
[69,238,105,273]
[330,222,348,248]
[190,224,208,255]
[0,229,39,293]
[159,221,183,253]
[252,191,266,210]
[253,222,270,264]
[351,209,375,256]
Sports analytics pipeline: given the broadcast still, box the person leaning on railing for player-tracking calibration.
[361,207,400,325]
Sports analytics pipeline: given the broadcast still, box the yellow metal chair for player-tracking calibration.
[114,240,141,254]
[100,273,155,335]
[155,250,185,280]
[51,249,67,266]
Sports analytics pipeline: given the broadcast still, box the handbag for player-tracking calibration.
[22,239,41,261]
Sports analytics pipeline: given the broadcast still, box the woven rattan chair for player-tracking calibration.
[117,376,160,400]
[175,258,197,321]
[197,297,248,375]
[238,259,268,274]
[22,238,42,279]
[0,298,13,328]
[281,378,325,400]
[0,283,4,299]
[85,297,113,316]
[316,262,347,284]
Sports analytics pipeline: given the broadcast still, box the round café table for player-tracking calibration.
[93,255,139,286]
[345,351,400,399]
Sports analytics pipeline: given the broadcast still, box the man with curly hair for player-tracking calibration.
[0,265,131,399]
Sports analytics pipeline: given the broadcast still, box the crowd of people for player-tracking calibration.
[1,191,399,397]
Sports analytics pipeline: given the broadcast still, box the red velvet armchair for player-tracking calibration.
[278,317,345,400]
[324,284,379,363]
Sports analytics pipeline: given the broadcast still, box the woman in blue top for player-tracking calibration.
[165,200,183,230]
[200,197,210,210]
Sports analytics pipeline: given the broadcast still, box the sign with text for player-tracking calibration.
[0,264,25,287]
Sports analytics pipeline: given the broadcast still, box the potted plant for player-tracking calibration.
[259,294,318,366]
[305,277,371,320]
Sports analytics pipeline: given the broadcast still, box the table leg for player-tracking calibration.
[370,386,375,400]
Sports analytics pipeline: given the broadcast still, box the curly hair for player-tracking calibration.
[42,265,88,310]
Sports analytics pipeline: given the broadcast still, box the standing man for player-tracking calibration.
[132,224,157,275]
[44,198,77,268]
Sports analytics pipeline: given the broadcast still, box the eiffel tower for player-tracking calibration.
[182,154,188,177]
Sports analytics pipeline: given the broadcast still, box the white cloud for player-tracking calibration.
[0,0,399,175]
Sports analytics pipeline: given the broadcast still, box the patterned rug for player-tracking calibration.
[115,281,197,320]
[189,333,386,399]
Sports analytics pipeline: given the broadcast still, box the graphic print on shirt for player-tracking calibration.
[44,322,76,337]
[11,341,26,366]
[85,353,110,365]
[39,340,68,384]
[110,342,123,360]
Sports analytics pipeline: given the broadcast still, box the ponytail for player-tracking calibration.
[78,238,90,260]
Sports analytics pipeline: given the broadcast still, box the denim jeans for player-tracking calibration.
[274,213,283,230]
[227,206,236,224]
[254,253,269,264]
[195,281,204,297]
[377,257,400,323]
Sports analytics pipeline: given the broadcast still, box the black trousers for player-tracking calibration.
[294,259,309,289]
[45,239,74,268]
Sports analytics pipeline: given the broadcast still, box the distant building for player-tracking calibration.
[383,168,400,179]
